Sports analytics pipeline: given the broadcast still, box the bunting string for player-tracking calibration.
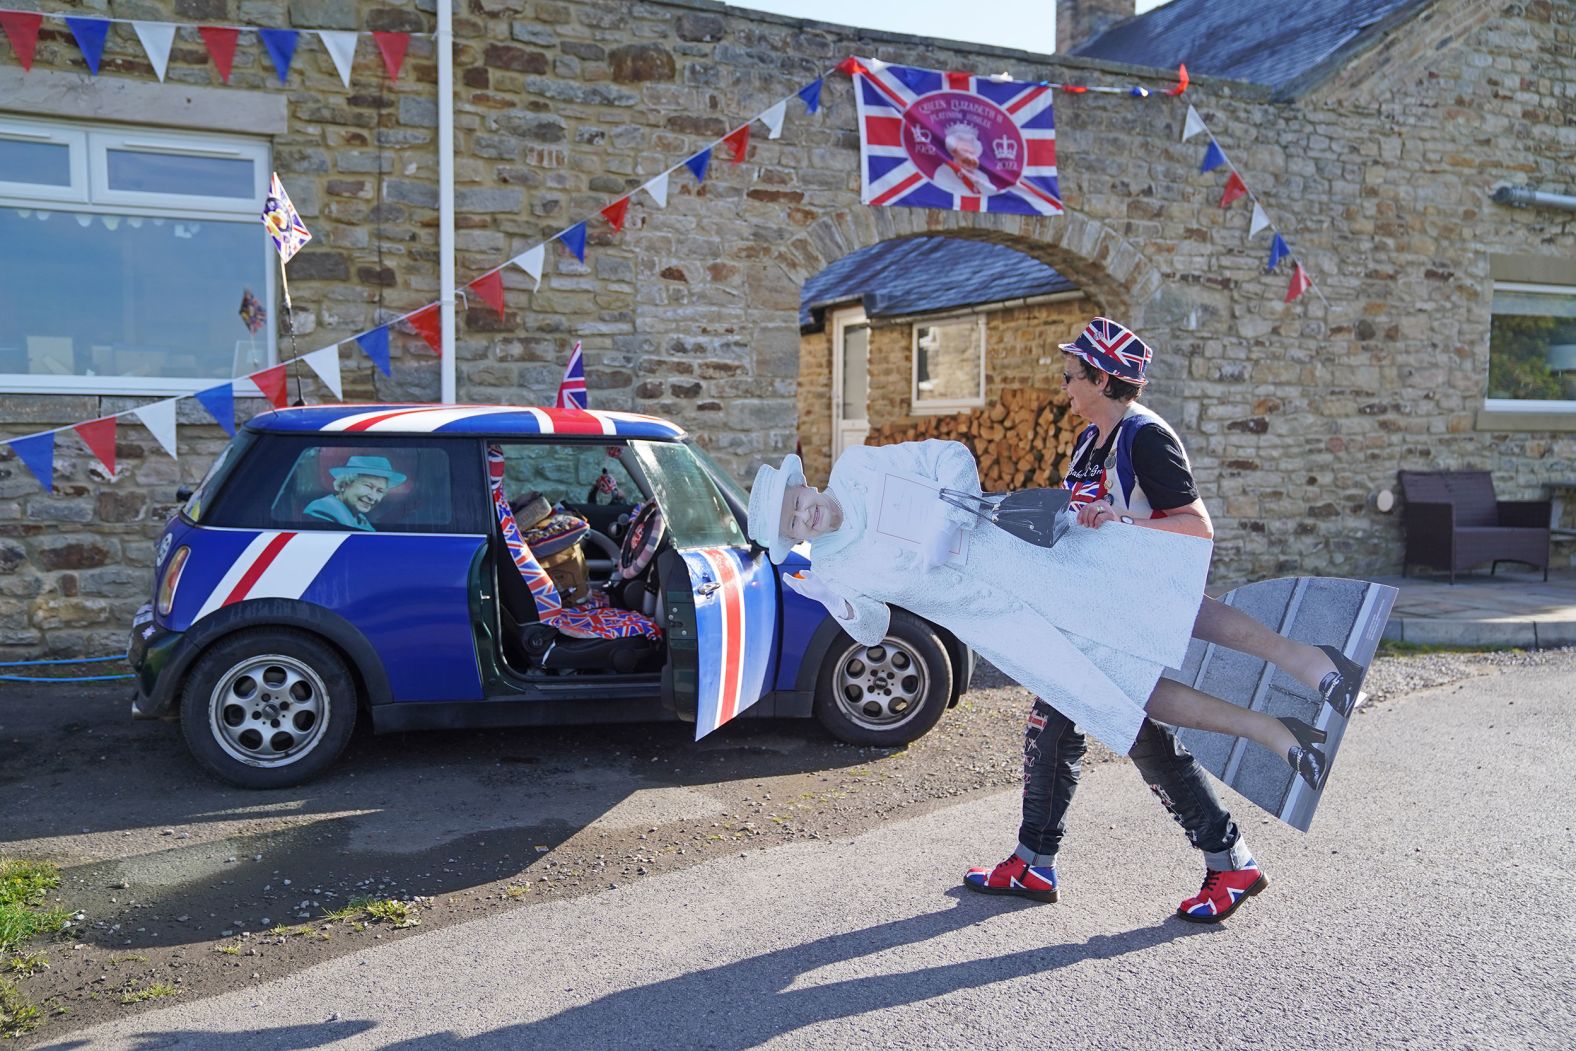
[0,7,419,85]
[1179,102,1328,307]
[4,54,1301,494]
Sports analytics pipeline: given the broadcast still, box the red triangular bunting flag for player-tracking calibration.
[0,11,43,70]
[1285,262,1311,303]
[468,271,506,319]
[837,56,867,77]
[600,196,631,233]
[1169,63,1190,96]
[408,303,443,354]
[252,365,290,408]
[197,26,239,83]
[74,417,118,477]
[373,31,410,83]
[1220,171,1248,209]
[723,125,751,164]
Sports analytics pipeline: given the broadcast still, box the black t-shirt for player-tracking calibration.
[1065,420,1198,513]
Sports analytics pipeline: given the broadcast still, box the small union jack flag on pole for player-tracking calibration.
[852,58,1062,215]
[260,172,312,265]
[555,341,587,410]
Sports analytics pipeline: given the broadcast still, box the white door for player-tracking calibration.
[831,306,870,462]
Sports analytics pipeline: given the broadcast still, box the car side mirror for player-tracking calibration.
[176,486,194,502]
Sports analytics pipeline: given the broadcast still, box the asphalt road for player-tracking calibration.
[39,657,1576,1049]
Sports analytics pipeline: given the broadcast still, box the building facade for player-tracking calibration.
[0,0,1572,656]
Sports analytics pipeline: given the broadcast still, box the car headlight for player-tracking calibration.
[156,546,190,617]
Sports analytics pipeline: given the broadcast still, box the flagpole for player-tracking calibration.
[278,261,305,406]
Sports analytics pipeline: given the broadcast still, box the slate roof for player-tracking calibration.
[1070,0,1430,96]
[800,237,1079,331]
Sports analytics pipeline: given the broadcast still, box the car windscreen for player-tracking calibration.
[627,440,747,550]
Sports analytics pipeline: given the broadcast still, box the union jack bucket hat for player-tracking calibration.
[1059,317,1153,387]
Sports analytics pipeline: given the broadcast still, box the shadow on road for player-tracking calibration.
[2,682,878,950]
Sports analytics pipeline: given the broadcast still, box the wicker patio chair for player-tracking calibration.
[1397,470,1551,584]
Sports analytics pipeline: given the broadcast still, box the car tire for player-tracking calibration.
[179,628,358,789]
[813,609,952,747]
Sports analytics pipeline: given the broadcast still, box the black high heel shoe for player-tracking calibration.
[1316,644,1367,718]
[1279,716,1330,792]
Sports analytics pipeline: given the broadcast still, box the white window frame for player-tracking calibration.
[1484,280,1576,415]
[0,116,275,396]
[911,314,987,415]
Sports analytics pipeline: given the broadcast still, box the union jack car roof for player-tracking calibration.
[245,404,688,440]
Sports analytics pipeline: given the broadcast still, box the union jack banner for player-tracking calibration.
[260,172,312,264]
[555,340,587,410]
[852,59,1062,215]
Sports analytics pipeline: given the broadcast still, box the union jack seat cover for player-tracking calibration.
[487,445,660,641]
[1059,317,1153,386]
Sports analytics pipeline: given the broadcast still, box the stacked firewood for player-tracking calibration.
[863,388,1082,492]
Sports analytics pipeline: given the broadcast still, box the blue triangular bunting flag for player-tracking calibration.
[1267,233,1290,272]
[259,29,299,85]
[561,221,587,263]
[356,326,392,375]
[196,383,236,437]
[684,148,712,184]
[65,17,111,76]
[798,79,823,114]
[9,432,55,491]
[1200,140,1227,173]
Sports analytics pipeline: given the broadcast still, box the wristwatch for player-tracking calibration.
[1120,514,1135,525]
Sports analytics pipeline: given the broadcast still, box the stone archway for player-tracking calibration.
[780,210,1170,484]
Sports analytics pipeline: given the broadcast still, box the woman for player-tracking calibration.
[746,441,1332,792]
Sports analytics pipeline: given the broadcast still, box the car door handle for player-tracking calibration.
[697,581,722,596]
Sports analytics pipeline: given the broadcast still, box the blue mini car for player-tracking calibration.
[128,404,974,788]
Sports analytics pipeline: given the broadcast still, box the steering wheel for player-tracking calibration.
[617,502,667,580]
[583,528,620,582]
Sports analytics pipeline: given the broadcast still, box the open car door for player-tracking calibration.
[627,441,778,738]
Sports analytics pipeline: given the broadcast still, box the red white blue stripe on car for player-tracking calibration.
[166,525,486,703]
[248,404,685,440]
[680,546,777,738]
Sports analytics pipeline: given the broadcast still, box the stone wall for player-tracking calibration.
[1,0,1573,656]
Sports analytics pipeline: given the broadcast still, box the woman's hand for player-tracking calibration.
[918,500,960,569]
[1077,500,1122,529]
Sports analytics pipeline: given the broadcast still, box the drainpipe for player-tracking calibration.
[438,0,456,403]
[1492,186,1576,212]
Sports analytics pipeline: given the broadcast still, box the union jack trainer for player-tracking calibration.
[1176,858,1268,923]
[963,854,1059,903]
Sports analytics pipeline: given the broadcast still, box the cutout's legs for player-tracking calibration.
[1191,595,1336,691]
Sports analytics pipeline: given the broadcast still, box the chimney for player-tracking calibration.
[1056,0,1135,53]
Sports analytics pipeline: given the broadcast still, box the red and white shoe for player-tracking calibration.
[1176,859,1268,923]
[963,855,1059,903]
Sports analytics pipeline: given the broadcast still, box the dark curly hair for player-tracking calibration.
[1072,356,1142,403]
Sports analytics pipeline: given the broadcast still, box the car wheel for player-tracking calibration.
[179,628,358,789]
[813,610,952,747]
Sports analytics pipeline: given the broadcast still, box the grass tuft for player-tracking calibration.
[0,979,41,1038]
[118,982,178,1006]
[0,859,68,955]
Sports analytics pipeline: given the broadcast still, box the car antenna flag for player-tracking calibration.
[260,172,313,406]
[555,341,588,410]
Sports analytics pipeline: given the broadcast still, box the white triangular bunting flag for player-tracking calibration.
[643,170,669,209]
[304,346,343,399]
[132,21,175,82]
[318,31,359,89]
[761,99,787,140]
[1181,104,1207,142]
[132,398,179,459]
[511,244,545,290]
[1249,202,1271,238]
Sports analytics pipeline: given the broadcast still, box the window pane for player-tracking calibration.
[495,443,639,510]
[1487,288,1576,401]
[0,208,269,382]
[0,138,71,186]
[915,320,982,404]
[628,441,747,550]
[840,324,869,419]
[106,149,255,199]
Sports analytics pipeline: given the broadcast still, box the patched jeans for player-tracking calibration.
[1015,697,1249,872]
